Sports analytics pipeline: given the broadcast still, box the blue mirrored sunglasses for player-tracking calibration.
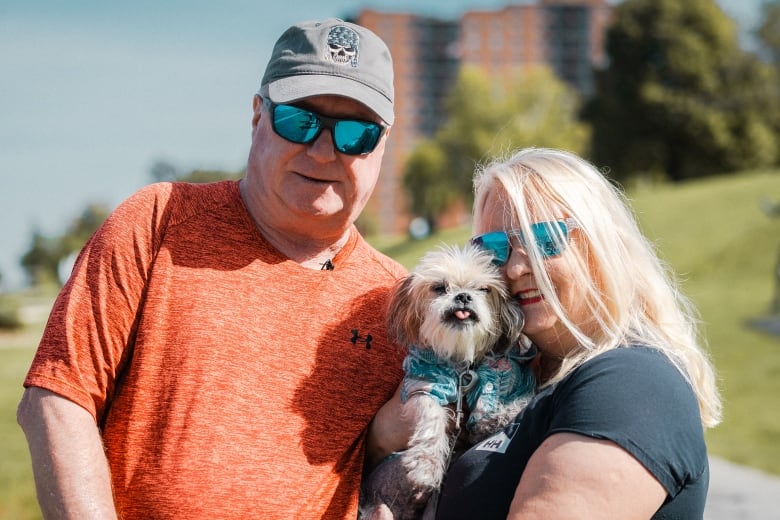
[265,99,386,156]
[471,218,579,265]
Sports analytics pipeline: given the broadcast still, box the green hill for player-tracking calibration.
[632,170,780,474]
[373,169,780,475]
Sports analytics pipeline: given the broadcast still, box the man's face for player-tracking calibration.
[244,94,388,242]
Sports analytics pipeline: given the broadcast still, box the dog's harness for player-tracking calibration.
[401,341,538,469]
[445,367,479,473]
[453,368,478,432]
[401,344,536,427]
[402,352,479,463]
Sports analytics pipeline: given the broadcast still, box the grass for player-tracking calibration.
[630,171,780,473]
[1,169,778,519]
[0,327,43,520]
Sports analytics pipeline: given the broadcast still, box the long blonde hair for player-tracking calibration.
[473,148,722,428]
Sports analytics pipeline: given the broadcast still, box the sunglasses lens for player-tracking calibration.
[271,102,383,155]
[472,222,571,264]
[272,105,321,144]
[472,231,511,266]
[527,221,569,257]
[333,120,383,155]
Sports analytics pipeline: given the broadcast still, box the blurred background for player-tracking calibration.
[2,0,779,518]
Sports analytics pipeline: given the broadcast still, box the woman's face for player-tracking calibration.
[476,189,592,358]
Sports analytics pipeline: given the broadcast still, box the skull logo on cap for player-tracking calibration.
[326,26,359,67]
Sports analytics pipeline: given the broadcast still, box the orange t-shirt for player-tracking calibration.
[25,180,407,519]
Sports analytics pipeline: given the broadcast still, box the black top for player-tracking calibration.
[436,347,709,519]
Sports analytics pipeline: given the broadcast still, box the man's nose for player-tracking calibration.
[307,128,337,162]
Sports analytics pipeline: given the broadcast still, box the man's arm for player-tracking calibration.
[17,387,118,520]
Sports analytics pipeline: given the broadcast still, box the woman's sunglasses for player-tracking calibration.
[265,99,387,156]
[471,218,579,265]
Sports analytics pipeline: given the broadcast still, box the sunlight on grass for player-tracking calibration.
[0,342,40,520]
[612,171,780,474]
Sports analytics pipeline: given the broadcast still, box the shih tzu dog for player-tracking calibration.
[361,243,536,519]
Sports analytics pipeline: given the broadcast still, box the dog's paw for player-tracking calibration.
[400,448,447,490]
[361,454,435,520]
[468,395,530,443]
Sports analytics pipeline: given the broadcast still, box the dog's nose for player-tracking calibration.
[455,292,472,305]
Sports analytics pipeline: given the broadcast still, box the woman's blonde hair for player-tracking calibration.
[473,147,721,428]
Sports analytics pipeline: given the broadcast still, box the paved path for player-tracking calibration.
[706,456,780,519]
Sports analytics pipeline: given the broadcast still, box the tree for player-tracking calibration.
[756,0,780,163]
[757,1,780,66]
[150,159,243,184]
[403,66,590,226]
[58,204,111,259]
[402,141,451,227]
[21,204,110,287]
[584,0,779,182]
[717,52,780,169]
[20,230,62,287]
[150,160,180,182]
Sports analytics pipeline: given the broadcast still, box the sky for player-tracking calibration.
[0,0,766,290]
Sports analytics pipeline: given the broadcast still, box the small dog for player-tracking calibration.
[361,243,536,519]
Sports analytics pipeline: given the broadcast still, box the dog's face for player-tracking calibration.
[387,243,524,364]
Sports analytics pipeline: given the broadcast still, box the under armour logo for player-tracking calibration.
[350,329,372,349]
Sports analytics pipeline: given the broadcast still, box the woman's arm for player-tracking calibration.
[364,384,414,471]
[508,432,667,520]
[17,387,118,520]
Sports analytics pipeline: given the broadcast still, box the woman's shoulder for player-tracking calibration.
[569,346,683,388]
[551,345,700,431]
[586,344,671,365]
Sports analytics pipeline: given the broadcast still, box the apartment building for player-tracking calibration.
[352,0,611,235]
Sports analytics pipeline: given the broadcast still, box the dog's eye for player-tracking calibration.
[432,283,447,295]
[479,286,491,293]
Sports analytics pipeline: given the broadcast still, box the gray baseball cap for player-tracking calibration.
[260,19,395,125]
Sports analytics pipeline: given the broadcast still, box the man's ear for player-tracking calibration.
[252,95,263,129]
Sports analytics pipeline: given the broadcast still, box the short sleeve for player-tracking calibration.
[23,183,173,419]
[549,347,708,496]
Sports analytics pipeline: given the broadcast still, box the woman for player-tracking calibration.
[435,148,721,519]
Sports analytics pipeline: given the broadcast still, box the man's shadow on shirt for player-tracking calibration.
[291,285,404,514]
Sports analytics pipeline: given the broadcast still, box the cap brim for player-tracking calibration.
[267,75,394,125]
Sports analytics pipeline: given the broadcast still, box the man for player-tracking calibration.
[18,19,410,519]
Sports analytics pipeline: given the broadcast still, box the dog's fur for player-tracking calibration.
[361,243,530,519]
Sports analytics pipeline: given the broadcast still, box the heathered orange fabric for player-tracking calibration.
[24,180,407,519]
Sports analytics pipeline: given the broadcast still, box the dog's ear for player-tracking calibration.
[386,274,424,347]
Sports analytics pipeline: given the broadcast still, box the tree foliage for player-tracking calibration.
[757,1,780,66]
[755,1,780,146]
[21,204,111,287]
[150,159,243,183]
[584,0,779,182]
[403,66,590,223]
[20,230,62,287]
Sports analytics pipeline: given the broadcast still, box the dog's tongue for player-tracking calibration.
[455,309,471,320]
